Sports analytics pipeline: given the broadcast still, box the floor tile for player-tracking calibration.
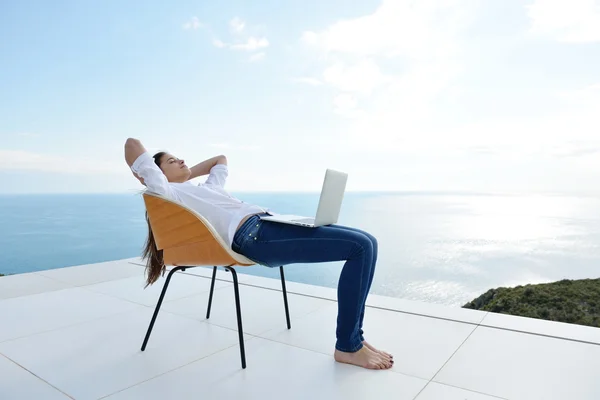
[415,382,507,400]
[178,266,250,285]
[367,293,488,325]
[0,287,144,343]
[241,272,339,299]
[37,259,144,286]
[0,272,72,300]
[162,283,331,335]
[6,256,600,400]
[104,338,428,400]
[0,309,248,400]
[435,326,600,400]
[83,272,230,307]
[125,257,146,266]
[263,303,476,380]
[0,354,70,400]
[178,266,339,301]
[481,311,600,345]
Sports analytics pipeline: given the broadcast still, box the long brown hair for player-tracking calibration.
[142,152,167,287]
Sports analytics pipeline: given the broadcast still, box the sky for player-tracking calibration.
[1,0,599,194]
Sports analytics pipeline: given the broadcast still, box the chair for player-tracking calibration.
[139,192,292,369]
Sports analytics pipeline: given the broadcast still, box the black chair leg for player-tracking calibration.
[141,266,187,351]
[280,266,291,329]
[206,266,218,319]
[225,266,246,369]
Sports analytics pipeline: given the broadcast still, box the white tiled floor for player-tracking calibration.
[182,266,491,325]
[415,382,507,400]
[0,354,70,400]
[162,283,331,335]
[262,303,477,380]
[0,287,144,343]
[36,259,144,286]
[0,272,72,300]
[178,265,342,300]
[1,258,599,400]
[82,272,231,307]
[434,326,600,400]
[104,338,429,400]
[480,311,600,345]
[0,309,249,400]
[367,293,489,325]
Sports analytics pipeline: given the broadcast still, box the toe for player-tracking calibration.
[383,356,392,369]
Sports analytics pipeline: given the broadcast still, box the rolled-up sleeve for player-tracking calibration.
[203,164,228,188]
[131,152,176,199]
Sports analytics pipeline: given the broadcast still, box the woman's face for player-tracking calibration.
[158,153,191,182]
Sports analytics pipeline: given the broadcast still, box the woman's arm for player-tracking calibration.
[124,138,147,166]
[125,138,148,185]
[124,138,175,199]
[189,155,227,180]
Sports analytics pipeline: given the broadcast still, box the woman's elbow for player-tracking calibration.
[124,138,146,166]
[125,138,141,149]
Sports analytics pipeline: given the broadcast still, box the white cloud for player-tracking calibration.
[302,0,472,59]
[230,37,269,51]
[211,17,269,57]
[229,17,246,34]
[401,82,600,157]
[549,141,600,158]
[292,77,323,86]
[183,16,202,30]
[0,150,124,175]
[209,143,263,151]
[341,82,600,157]
[212,39,226,48]
[209,143,230,149]
[527,0,600,43]
[182,16,268,57]
[322,59,388,94]
[299,0,600,163]
[301,0,474,122]
[561,83,600,105]
[248,52,266,62]
[333,94,359,117]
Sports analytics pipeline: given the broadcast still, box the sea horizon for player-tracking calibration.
[2,191,600,307]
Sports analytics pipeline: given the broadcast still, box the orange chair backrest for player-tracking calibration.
[143,193,253,267]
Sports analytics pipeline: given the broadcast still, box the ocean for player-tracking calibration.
[2,192,599,306]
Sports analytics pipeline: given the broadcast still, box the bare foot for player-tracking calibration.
[334,346,393,370]
[362,341,393,360]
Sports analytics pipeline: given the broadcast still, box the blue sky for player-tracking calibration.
[1,0,599,194]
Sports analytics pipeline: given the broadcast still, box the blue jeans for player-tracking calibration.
[231,214,378,353]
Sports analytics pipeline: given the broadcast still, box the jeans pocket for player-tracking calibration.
[234,219,260,249]
[249,219,265,242]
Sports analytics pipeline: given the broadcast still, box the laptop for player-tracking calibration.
[260,169,348,227]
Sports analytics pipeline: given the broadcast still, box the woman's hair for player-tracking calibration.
[142,151,167,287]
[152,151,167,166]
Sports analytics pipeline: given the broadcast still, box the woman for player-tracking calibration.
[124,138,393,370]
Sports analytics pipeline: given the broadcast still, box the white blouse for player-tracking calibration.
[131,152,268,247]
